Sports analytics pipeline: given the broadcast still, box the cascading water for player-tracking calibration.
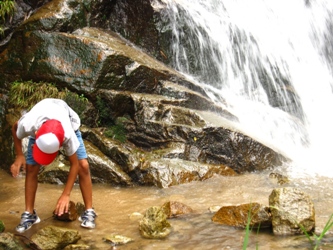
[153,0,333,178]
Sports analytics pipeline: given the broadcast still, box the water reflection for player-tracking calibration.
[1,169,333,249]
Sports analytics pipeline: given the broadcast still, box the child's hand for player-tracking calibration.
[10,155,26,178]
[55,194,70,216]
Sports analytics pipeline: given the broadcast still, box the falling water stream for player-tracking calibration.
[2,0,333,249]
[154,0,333,178]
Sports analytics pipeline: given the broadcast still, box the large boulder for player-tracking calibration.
[89,0,169,63]
[0,0,287,187]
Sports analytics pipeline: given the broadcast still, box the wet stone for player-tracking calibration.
[139,206,171,239]
[129,212,144,221]
[161,201,194,218]
[53,201,78,221]
[63,244,91,249]
[269,172,290,185]
[0,232,23,250]
[31,225,81,250]
[269,187,315,235]
[102,234,134,246]
[211,202,272,228]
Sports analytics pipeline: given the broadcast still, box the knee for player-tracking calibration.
[25,164,39,178]
[78,160,90,176]
[25,165,40,176]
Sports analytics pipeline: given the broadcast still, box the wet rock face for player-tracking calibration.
[0,0,52,52]
[0,0,287,186]
[89,0,166,63]
[269,187,315,235]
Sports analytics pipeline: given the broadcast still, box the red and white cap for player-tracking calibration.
[33,119,65,165]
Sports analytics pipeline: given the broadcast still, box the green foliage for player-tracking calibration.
[241,204,333,250]
[269,205,333,250]
[0,0,16,37]
[243,208,252,250]
[95,96,113,126]
[63,92,89,118]
[103,117,127,142]
[9,81,89,118]
[0,220,5,233]
[9,81,66,110]
[243,204,260,250]
[0,0,15,22]
[299,213,333,250]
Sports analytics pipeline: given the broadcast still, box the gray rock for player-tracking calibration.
[269,187,315,235]
[0,232,23,250]
[31,226,81,250]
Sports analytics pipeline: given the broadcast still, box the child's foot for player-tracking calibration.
[16,209,41,233]
[79,209,96,229]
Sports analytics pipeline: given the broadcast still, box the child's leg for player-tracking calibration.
[75,130,93,210]
[25,164,40,213]
[25,136,41,213]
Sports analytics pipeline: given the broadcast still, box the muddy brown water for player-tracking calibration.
[1,168,333,250]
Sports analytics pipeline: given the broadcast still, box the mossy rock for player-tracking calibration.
[0,220,5,233]
[139,206,171,239]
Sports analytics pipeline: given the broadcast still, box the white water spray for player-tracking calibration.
[153,0,333,177]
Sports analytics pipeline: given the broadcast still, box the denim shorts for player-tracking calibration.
[26,130,87,165]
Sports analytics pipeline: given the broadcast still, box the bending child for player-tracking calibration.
[10,98,96,233]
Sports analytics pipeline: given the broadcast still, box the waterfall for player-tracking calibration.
[152,0,333,177]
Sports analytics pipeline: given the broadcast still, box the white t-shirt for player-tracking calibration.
[16,98,81,156]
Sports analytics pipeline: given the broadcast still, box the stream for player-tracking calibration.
[1,0,333,249]
[1,166,333,249]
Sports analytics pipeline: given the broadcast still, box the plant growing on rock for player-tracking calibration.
[63,92,89,119]
[0,220,5,232]
[269,205,333,249]
[243,204,260,250]
[95,96,113,126]
[0,0,15,20]
[9,81,65,110]
[104,117,128,143]
[0,0,16,36]
[9,81,89,119]
[300,213,333,250]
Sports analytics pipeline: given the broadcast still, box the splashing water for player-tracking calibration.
[152,0,333,178]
